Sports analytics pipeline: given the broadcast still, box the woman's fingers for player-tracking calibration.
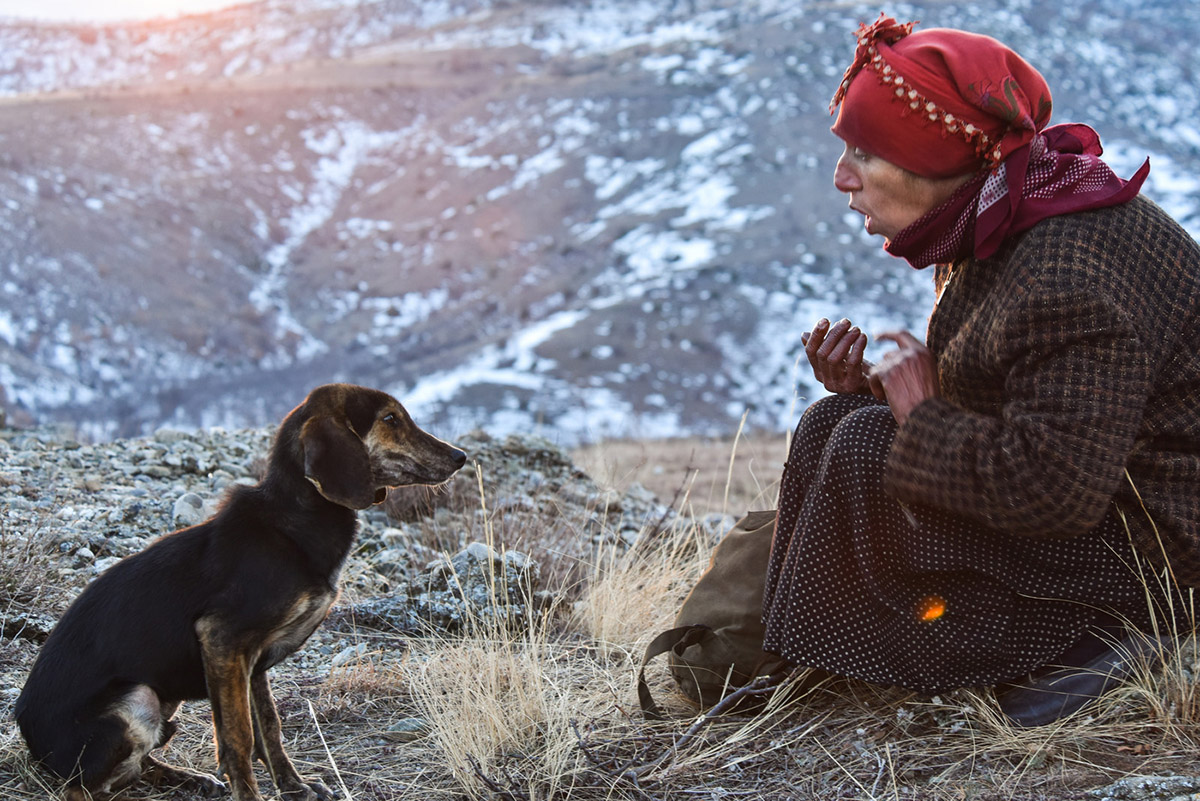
[871,330,939,423]
[827,325,864,365]
[816,319,854,362]
[803,318,829,381]
[803,318,870,393]
[804,318,830,360]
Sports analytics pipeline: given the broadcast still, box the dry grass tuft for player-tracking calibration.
[394,493,615,800]
[0,517,70,626]
[572,519,707,663]
[401,631,587,799]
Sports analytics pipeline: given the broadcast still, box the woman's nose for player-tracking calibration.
[833,157,860,193]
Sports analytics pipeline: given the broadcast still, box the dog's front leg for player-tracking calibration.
[197,619,263,801]
[250,671,333,800]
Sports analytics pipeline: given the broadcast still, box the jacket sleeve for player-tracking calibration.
[883,284,1152,537]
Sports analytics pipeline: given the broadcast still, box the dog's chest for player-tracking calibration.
[260,589,337,669]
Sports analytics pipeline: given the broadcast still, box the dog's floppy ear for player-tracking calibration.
[299,415,376,510]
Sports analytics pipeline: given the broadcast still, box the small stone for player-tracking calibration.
[331,643,370,668]
[154,428,192,444]
[138,465,172,479]
[172,493,207,527]
[367,548,411,578]
[384,717,431,742]
[93,556,122,575]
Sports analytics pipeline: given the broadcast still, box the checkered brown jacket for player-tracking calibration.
[884,195,1200,587]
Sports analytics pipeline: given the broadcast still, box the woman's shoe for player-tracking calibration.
[995,630,1173,727]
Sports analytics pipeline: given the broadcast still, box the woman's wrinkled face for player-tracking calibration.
[833,140,968,242]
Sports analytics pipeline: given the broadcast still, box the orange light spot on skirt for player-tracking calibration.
[917,595,946,622]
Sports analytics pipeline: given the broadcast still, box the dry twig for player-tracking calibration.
[466,754,530,801]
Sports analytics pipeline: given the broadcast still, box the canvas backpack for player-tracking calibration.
[638,509,789,718]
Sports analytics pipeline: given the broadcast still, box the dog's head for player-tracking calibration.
[293,383,466,510]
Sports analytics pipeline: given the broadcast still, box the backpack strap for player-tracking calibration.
[637,625,712,720]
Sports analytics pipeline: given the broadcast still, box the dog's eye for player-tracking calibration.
[383,413,399,426]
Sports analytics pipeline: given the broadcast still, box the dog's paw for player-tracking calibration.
[144,757,226,797]
[170,769,226,797]
[194,773,228,797]
[281,778,335,800]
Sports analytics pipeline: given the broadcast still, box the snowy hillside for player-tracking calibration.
[0,0,1196,443]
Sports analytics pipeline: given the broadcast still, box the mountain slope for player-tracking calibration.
[0,0,1196,442]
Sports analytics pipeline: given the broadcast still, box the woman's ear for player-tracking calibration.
[299,415,376,509]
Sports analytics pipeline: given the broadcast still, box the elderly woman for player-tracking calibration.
[761,15,1200,726]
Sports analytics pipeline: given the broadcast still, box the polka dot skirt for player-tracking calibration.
[762,394,1162,694]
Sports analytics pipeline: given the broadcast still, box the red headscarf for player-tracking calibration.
[830,15,1149,267]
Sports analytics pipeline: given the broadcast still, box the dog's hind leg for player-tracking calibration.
[133,698,225,796]
[59,717,133,801]
[250,671,333,800]
[65,686,176,798]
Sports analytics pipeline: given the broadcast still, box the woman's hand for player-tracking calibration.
[868,331,940,424]
[802,318,871,394]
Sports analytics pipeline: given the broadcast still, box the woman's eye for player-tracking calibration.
[853,147,871,161]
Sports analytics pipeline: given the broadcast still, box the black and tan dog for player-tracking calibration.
[15,383,465,801]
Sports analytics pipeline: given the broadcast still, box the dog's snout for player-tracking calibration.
[424,439,466,480]
[415,430,466,475]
